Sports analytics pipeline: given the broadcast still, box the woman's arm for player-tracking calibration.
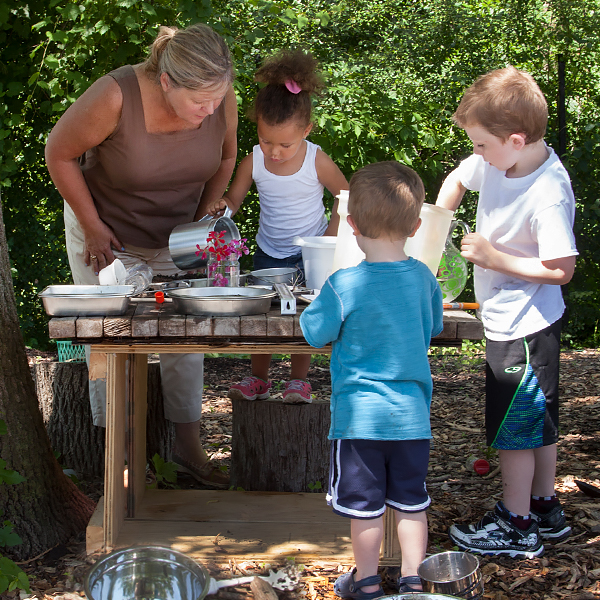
[45,75,124,271]
[315,149,349,236]
[195,85,239,218]
[205,154,254,216]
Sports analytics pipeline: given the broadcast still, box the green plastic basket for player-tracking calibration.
[56,341,86,363]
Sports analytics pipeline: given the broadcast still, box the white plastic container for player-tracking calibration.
[293,236,337,291]
[404,204,454,275]
[331,190,365,274]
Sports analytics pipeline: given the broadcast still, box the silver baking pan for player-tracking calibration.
[167,286,276,316]
[39,285,135,317]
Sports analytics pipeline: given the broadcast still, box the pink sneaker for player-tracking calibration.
[283,379,312,404]
[228,376,271,401]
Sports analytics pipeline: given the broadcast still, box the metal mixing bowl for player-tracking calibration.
[85,546,210,600]
[167,286,276,316]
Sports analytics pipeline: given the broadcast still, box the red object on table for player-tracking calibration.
[154,291,165,304]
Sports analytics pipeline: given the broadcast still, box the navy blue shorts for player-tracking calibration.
[253,245,304,273]
[328,439,431,519]
[486,320,561,450]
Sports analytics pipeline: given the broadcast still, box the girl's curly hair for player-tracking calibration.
[249,49,324,127]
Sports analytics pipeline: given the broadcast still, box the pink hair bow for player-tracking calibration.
[285,78,302,94]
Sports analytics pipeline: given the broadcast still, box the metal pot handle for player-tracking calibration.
[198,206,233,222]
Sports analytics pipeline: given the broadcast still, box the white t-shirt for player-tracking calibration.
[253,141,328,258]
[456,146,578,341]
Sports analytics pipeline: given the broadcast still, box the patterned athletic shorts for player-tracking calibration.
[485,319,561,450]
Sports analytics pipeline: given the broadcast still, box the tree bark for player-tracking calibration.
[231,397,330,492]
[0,195,95,560]
[32,361,175,479]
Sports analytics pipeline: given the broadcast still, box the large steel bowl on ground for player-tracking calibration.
[167,286,276,316]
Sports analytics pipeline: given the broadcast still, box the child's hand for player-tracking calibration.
[206,198,231,217]
[461,232,498,269]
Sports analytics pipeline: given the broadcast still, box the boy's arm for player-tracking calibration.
[315,149,349,236]
[205,154,254,216]
[299,281,343,348]
[461,233,576,285]
[436,169,467,211]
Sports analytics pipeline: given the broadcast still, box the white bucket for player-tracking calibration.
[293,236,337,291]
[404,204,454,275]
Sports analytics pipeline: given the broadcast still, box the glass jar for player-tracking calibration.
[207,256,240,287]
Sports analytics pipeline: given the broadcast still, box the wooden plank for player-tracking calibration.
[159,312,186,337]
[48,317,76,339]
[434,314,458,339]
[128,354,148,517]
[131,302,160,337]
[380,508,401,565]
[266,314,294,337]
[104,353,128,549]
[87,343,321,355]
[186,315,212,336]
[88,352,107,381]
[86,497,105,554]
[213,316,240,336]
[104,305,135,337]
[454,311,484,340]
[115,491,352,561]
[293,314,303,337]
[240,314,267,337]
[76,316,103,339]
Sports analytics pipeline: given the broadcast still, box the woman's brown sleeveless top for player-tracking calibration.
[80,65,227,249]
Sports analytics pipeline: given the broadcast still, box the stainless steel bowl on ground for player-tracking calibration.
[418,551,483,600]
[167,286,276,316]
[85,545,210,600]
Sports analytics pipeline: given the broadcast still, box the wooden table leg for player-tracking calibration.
[104,352,128,549]
[128,353,148,517]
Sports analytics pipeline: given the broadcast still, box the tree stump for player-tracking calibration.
[32,361,174,479]
[231,397,331,492]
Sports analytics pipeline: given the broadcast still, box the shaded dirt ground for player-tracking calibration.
[8,348,600,600]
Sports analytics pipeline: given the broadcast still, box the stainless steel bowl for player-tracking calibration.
[85,545,210,600]
[250,267,299,286]
[39,285,135,317]
[418,551,483,599]
[167,286,276,316]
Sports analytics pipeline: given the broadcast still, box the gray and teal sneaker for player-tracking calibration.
[449,501,544,559]
[530,502,571,541]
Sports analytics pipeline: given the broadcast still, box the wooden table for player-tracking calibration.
[48,299,483,563]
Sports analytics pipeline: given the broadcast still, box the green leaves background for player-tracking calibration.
[1,0,599,347]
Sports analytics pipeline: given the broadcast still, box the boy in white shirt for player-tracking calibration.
[436,66,578,558]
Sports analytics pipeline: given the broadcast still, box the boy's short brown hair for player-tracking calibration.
[349,161,425,239]
[453,66,547,143]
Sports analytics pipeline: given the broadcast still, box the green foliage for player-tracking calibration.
[151,453,178,487]
[0,420,30,594]
[2,0,600,347]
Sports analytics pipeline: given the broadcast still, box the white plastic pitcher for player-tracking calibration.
[293,236,337,291]
[331,190,365,274]
[404,204,454,275]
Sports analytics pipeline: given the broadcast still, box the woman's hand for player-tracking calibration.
[83,220,124,273]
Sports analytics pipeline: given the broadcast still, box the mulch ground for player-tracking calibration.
[8,348,600,600]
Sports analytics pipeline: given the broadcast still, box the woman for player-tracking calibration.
[45,23,238,488]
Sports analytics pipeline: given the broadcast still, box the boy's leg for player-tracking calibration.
[395,510,428,580]
[290,353,311,380]
[532,443,558,497]
[251,354,272,381]
[284,354,313,403]
[499,448,535,516]
[351,517,384,593]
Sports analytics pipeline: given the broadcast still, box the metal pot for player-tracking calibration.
[168,207,240,271]
[418,551,483,599]
[85,545,210,600]
[167,286,276,316]
[250,267,301,286]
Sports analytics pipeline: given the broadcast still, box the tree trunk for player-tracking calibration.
[32,361,175,479]
[0,196,95,560]
[231,397,330,492]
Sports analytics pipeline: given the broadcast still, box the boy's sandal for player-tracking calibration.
[397,575,423,593]
[334,567,384,600]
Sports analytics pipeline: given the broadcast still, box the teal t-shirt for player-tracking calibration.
[300,258,443,440]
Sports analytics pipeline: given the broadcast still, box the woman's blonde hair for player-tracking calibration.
[453,66,547,143]
[145,24,233,90]
[349,162,425,239]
